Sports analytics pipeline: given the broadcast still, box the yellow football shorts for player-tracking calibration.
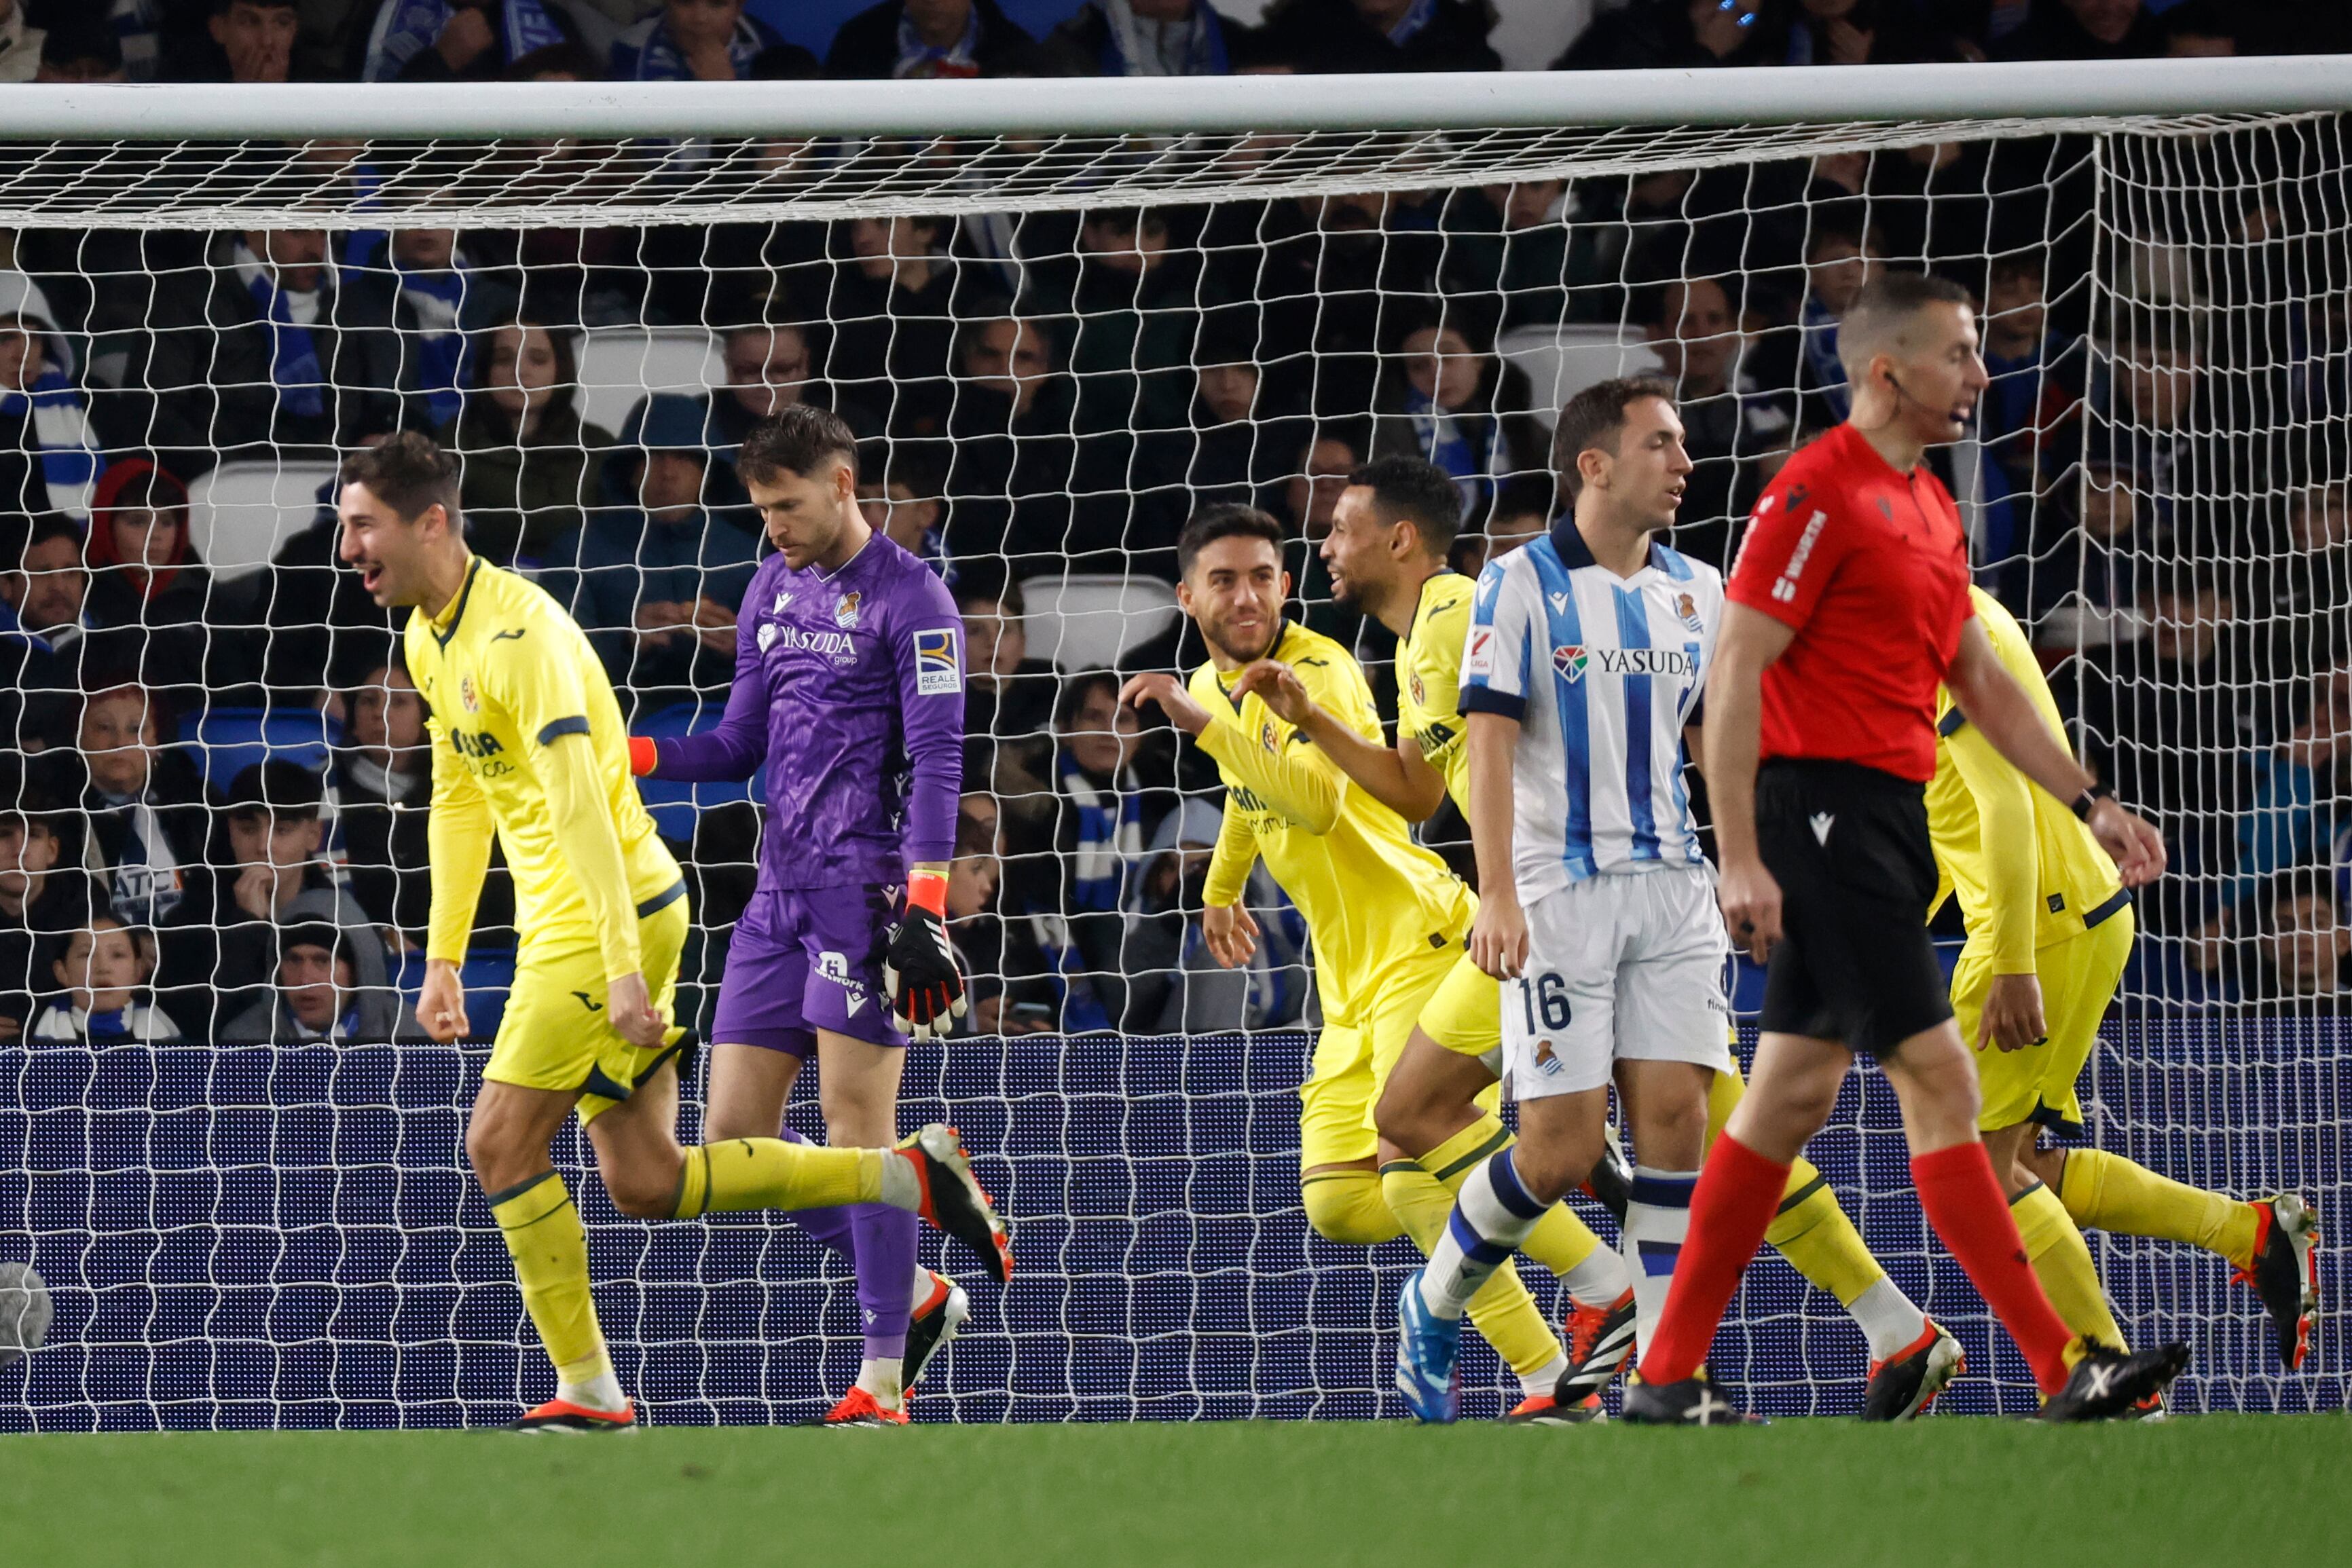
[1416,948,1505,1062]
[1300,938,1498,1170]
[1954,900,2134,1137]
[484,885,693,1124]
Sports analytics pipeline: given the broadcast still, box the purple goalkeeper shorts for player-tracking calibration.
[712,884,907,1056]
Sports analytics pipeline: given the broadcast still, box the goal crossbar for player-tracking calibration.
[0,59,2343,233]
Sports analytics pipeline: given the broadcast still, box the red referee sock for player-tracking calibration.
[1635,1132,1788,1387]
[1911,1141,2075,1396]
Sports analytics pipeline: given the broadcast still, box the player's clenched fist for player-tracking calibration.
[886,869,967,1042]
[604,971,667,1051]
[1716,856,1784,965]
[1201,902,1258,969]
[418,958,471,1044]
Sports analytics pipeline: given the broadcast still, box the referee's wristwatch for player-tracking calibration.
[2070,780,2115,822]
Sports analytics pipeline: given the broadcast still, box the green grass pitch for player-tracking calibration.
[5,1416,2339,1567]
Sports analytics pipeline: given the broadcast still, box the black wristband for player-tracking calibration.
[2071,781,2114,821]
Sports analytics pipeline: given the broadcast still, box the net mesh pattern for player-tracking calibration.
[0,105,2346,1427]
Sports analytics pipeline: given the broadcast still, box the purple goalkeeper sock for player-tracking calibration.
[777,1127,856,1257]
[851,1202,918,1360]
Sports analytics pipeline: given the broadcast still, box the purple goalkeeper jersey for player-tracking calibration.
[646,534,965,891]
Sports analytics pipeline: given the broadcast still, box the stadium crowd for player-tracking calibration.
[0,0,2348,1045]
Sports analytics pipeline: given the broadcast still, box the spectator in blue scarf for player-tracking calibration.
[612,0,781,79]
[338,229,514,432]
[363,0,579,82]
[1036,0,1236,76]
[1367,317,1542,525]
[0,314,100,520]
[130,229,399,466]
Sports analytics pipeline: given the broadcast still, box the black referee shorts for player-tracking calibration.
[1754,758,1952,1056]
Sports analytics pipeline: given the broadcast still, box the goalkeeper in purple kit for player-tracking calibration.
[627,405,996,1425]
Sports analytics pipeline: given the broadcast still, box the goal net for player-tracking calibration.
[1,62,2345,1428]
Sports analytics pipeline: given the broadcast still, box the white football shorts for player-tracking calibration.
[1502,862,1730,1100]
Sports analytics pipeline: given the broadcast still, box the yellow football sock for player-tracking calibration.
[1419,1115,1616,1300]
[1381,1158,1564,1381]
[1300,1168,1405,1246]
[490,1170,609,1384]
[674,1138,883,1220]
[2059,1149,2260,1269]
[2013,1182,2128,1349]
[1763,1163,1886,1307]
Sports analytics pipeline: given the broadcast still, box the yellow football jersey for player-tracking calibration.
[1194,619,1475,1023]
[1928,586,2125,969]
[1396,569,1475,816]
[407,557,683,976]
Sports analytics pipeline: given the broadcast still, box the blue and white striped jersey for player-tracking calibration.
[1459,520,1723,901]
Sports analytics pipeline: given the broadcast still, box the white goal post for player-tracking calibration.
[1,58,2348,1430]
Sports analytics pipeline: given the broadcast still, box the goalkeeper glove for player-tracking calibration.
[885,870,966,1043]
[627,736,658,777]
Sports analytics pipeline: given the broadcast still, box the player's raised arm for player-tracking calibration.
[628,592,766,783]
[1230,660,1448,823]
[1943,616,2166,886]
[1190,682,1347,836]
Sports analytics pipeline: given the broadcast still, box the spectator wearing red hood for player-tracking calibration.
[82,457,256,697]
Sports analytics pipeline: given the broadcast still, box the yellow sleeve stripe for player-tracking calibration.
[536,715,589,745]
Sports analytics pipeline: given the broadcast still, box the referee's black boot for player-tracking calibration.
[1619,1371,1765,1427]
[2036,1339,2189,1422]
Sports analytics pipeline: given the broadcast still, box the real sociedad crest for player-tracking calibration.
[835,591,860,629]
[1675,592,1702,633]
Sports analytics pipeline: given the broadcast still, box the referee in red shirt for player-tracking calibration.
[1623,272,2186,1425]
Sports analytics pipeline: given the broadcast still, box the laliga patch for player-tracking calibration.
[1464,627,1494,677]
[912,626,961,695]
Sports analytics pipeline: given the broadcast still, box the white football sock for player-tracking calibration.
[857,1357,905,1408]
[1622,1166,1698,1358]
[1850,1276,1931,1362]
[1559,1244,1632,1309]
[1417,1150,1546,1321]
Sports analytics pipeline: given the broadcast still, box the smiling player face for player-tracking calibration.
[337,480,444,608]
[1319,484,1403,612]
[1180,534,1289,667]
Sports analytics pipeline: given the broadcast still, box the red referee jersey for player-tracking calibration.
[1725,423,1974,783]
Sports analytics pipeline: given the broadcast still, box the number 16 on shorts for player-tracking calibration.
[1502,871,1732,1102]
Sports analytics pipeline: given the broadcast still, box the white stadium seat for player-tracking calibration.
[187,459,340,581]
[572,327,724,437]
[1021,574,1181,673]
[1499,323,1665,430]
